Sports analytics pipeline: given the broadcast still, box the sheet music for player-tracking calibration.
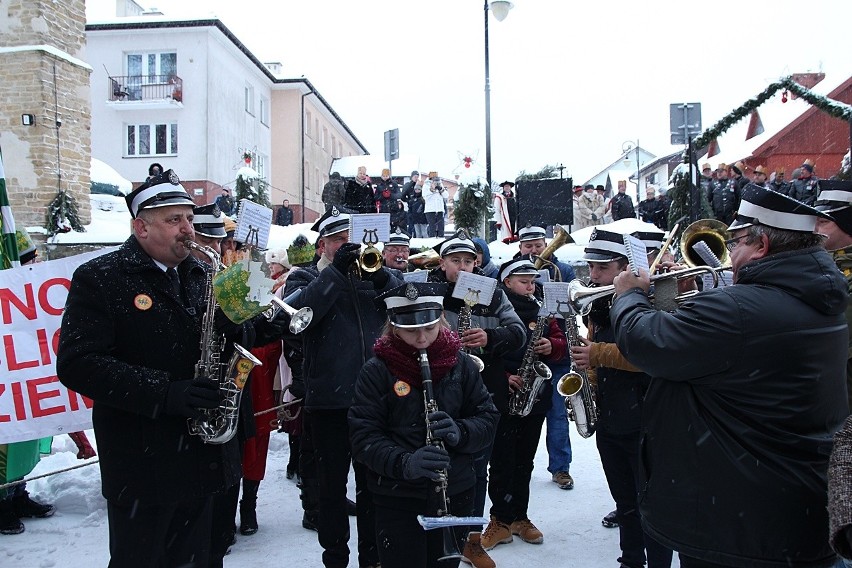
[402,270,429,283]
[542,282,570,318]
[623,234,650,277]
[349,214,391,245]
[536,269,550,283]
[235,200,272,248]
[452,271,498,306]
[702,270,732,289]
[691,241,723,268]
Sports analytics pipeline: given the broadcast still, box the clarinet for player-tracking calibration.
[419,349,451,517]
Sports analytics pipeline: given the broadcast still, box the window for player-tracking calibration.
[245,84,255,115]
[331,135,337,157]
[126,51,176,81]
[126,122,178,156]
[321,127,328,150]
[304,161,310,189]
[314,119,319,144]
[305,111,312,137]
[259,96,269,126]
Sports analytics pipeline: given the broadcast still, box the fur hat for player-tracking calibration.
[753,165,768,175]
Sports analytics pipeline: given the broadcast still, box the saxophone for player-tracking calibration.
[508,313,553,417]
[556,309,598,438]
[457,297,485,372]
[185,241,262,445]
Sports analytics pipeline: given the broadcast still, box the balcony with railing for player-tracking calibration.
[108,74,183,109]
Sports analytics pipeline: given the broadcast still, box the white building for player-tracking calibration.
[86,14,367,221]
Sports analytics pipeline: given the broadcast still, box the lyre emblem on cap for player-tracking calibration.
[331,206,340,217]
[168,170,180,185]
[589,229,598,241]
[457,228,470,240]
[404,283,419,300]
[394,227,402,235]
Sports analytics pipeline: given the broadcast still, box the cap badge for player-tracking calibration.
[331,206,340,217]
[589,229,598,242]
[394,227,402,234]
[404,283,419,300]
[168,170,180,185]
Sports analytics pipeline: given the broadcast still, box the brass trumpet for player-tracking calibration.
[358,244,383,274]
[567,266,727,316]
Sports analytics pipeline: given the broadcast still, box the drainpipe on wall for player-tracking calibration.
[300,87,313,224]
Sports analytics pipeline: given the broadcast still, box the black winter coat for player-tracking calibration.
[283,263,403,410]
[790,176,820,206]
[610,193,635,221]
[611,246,849,568]
[344,179,376,214]
[375,179,401,213]
[349,354,499,501]
[56,237,242,506]
[709,179,741,225]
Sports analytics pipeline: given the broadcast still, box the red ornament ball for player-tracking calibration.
[781,90,788,103]
[244,155,252,164]
[463,156,472,168]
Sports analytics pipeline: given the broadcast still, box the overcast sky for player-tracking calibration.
[87,0,852,185]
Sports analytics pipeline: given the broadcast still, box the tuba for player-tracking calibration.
[679,219,730,268]
[508,313,553,417]
[184,241,262,445]
[557,308,598,439]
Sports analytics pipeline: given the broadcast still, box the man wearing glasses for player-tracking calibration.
[609,183,848,568]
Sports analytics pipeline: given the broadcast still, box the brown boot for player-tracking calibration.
[461,532,496,568]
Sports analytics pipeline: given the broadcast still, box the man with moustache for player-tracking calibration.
[57,170,243,567]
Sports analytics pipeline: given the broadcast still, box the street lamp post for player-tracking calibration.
[484,1,513,193]
[623,140,641,203]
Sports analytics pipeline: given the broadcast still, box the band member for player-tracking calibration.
[382,228,414,272]
[611,184,848,568]
[427,231,525,567]
[814,179,852,414]
[570,228,673,568]
[514,225,576,490]
[283,206,403,568]
[349,282,499,568]
[57,170,243,567]
[480,258,566,551]
[631,229,668,267]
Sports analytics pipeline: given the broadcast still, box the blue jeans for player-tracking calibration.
[545,374,572,474]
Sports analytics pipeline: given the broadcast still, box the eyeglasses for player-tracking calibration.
[724,234,750,251]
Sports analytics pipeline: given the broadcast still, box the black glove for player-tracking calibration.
[363,267,389,289]
[254,312,287,346]
[429,411,461,447]
[165,378,220,418]
[402,445,450,481]
[591,213,598,221]
[332,242,361,273]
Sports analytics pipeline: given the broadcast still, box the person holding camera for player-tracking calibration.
[423,172,446,238]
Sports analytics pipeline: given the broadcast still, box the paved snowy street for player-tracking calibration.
[3,425,681,567]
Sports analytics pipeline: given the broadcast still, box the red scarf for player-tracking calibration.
[373,327,460,388]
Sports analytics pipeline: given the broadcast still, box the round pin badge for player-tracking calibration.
[393,380,411,397]
[134,294,153,310]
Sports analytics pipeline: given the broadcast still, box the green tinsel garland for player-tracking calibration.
[453,182,492,237]
[694,76,852,149]
[46,190,85,236]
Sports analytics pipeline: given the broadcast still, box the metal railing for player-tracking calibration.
[108,74,183,103]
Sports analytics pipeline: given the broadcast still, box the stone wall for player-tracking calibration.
[0,0,91,234]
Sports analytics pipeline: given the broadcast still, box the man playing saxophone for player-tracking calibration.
[57,171,244,567]
[569,228,673,568]
[479,258,566,553]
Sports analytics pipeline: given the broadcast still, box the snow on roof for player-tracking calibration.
[90,158,132,194]
[695,73,849,167]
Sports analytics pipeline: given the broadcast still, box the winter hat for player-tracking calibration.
[802,159,815,173]
[753,165,768,176]
[265,247,291,269]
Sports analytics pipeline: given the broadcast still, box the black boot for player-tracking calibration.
[239,479,260,535]
[0,499,25,535]
[11,491,54,519]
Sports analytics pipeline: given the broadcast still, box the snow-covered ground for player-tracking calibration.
[2,427,680,567]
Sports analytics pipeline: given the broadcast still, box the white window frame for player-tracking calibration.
[125,122,178,157]
[245,84,255,115]
[259,96,269,126]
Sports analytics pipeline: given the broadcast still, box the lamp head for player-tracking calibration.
[490,0,514,21]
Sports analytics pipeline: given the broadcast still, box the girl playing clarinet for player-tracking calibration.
[349,282,499,568]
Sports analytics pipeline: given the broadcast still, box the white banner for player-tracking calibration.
[0,249,112,444]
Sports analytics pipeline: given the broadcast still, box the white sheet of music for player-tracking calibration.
[402,270,429,283]
[542,281,570,318]
[452,271,497,306]
[349,213,391,245]
[235,199,272,248]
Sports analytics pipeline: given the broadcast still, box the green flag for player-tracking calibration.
[0,150,21,269]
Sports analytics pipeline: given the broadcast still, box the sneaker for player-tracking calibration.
[11,492,54,519]
[461,532,496,568]
[480,517,513,550]
[0,500,25,535]
[552,471,574,490]
[602,509,618,528]
[510,518,543,544]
